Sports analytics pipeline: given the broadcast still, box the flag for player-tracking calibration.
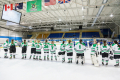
[15,2,23,10]
[27,0,42,12]
[5,4,13,11]
[44,0,56,6]
[58,0,71,4]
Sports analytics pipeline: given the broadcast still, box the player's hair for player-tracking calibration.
[114,40,120,48]
[79,39,82,44]
[103,40,106,46]
[45,40,47,43]
[24,40,26,44]
[68,40,71,44]
[62,41,65,44]
[11,39,14,44]
[51,41,54,44]
[114,40,117,44]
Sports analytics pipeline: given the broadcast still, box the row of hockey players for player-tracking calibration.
[2,39,120,66]
[91,40,120,67]
[28,39,85,64]
[3,39,86,64]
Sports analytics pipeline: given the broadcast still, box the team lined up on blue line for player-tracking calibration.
[2,39,120,67]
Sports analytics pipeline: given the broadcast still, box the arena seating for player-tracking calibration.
[89,42,93,47]
[30,34,36,39]
[36,34,49,39]
[64,33,80,38]
[48,33,63,38]
[27,35,32,39]
[30,30,106,39]
[43,34,50,39]
[82,32,100,38]
[36,34,43,39]
[100,29,112,38]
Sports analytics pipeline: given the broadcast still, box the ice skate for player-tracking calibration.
[114,64,119,67]
[76,60,78,64]
[10,56,12,59]
[25,56,26,59]
[47,57,49,60]
[29,56,31,59]
[13,55,15,59]
[22,57,24,59]
[39,58,42,60]
[68,61,70,63]
[4,56,8,58]
[33,57,36,60]
[44,58,46,60]
[102,62,104,65]
[62,60,65,63]
[51,58,53,61]
[81,61,83,65]
[55,58,57,61]
[106,63,108,65]
[36,57,38,60]
[70,60,72,63]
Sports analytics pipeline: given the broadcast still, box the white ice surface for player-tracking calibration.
[0,45,120,80]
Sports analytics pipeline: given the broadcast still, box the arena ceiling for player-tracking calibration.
[0,0,120,32]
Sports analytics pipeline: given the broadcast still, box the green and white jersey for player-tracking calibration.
[65,43,73,53]
[36,43,42,52]
[50,44,57,53]
[74,42,86,54]
[21,42,28,47]
[9,42,15,48]
[3,41,9,49]
[113,44,120,55]
[100,45,110,53]
[14,41,17,46]
[111,43,116,52]
[60,43,66,52]
[82,43,85,46]
[31,41,37,48]
[91,44,98,55]
[43,42,50,52]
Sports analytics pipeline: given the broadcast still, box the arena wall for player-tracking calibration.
[0,28,23,43]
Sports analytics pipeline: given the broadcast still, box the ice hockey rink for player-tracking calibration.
[0,44,120,80]
[1,0,120,80]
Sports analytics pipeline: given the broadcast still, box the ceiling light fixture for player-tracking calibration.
[59,19,61,21]
[82,6,84,10]
[110,14,113,17]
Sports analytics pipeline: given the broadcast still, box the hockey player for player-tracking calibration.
[66,40,74,63]
[112,41,120,66]
[43,40,50,60]
[9,39,16,59]
[36,40,42,60]
[58,41,66,63]
[3,39,9,58]
[100,40,110,65]
[21,40,28,59]
[90,41,99,66]
[29,40,37,59]
[50,41,57,61]
[14,40,17,55]
[74,39,86,65]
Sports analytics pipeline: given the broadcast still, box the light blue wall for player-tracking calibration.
[0,36,22,42]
